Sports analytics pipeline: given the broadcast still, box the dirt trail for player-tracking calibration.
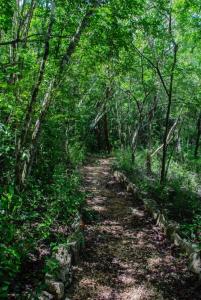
[67,158,200,300]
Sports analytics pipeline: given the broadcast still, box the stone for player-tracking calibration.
[45,273,54,280]
[68,241,80,264]
[38,291,54,300]
[189,252,201,274]
[46,280,64,300]
[114,171,127,185]
[173,232,183,247]
[54,245,72,285]
[152,208,160,220]
[181,239,195,255]
[71,213,81,232]
[157,213,167,229]
[21,292,33,300]
[126,182,133,192]
[126,182,137,195]
[55,245,71,267]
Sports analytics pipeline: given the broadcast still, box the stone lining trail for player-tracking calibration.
[67,158,200,300]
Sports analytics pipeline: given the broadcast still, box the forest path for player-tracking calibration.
[67,158,200,300]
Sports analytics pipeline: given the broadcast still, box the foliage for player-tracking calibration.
[0,166,84,296]
[0,0,201,296]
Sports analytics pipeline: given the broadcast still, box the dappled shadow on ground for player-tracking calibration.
[67,158,201,300]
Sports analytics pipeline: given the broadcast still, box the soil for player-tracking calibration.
[67,158,201,300]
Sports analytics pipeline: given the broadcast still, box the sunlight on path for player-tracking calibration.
[67,158,200,300]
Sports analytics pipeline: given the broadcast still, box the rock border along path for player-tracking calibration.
[67,158,200,300]
[113,170,201,278]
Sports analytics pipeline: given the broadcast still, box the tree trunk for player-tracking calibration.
[194,113,201,158]
[15,1,55,186]
[16,6,96,189]
[160,43,178,184]
[146,122,152,175]
[17,1,55,150]
[21,80,54,185]
[131,126,139,163]
[103,112,111,153]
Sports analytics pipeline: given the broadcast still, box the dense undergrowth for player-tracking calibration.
[114,148,201,249]
[0,140,86,298]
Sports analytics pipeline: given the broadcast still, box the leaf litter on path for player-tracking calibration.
[67,158,201,300]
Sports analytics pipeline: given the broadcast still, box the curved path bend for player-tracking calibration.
[67,158,200,300]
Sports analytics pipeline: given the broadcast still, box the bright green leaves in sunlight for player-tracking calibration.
[0,0,201,297]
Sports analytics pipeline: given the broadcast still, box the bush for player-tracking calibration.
[68,142,86,168]
[0,160,85,297]
[113,148,133,174]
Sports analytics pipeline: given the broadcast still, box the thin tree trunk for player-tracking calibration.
[18,1,55,149]
[160,43,178,184]
[194,112,201,158]
[22,0,36,48]
[146,122,152,175]
[103,87,112,153]
[58,8,94,78]
[131,125,139,162]
[116,98,122,147]
[21,79,54,184]
[146,95,158,174]
[103,112,111,153]
[151,115,179,158]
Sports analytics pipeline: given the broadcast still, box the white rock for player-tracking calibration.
[71,213,81,232]
[55,246,71,267]
[38,291,54,300]
[189,252,201,274]
[54,246,72,284]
